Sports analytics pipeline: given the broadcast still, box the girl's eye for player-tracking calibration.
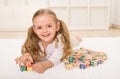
[48,25,52,28]
[38,26,41,29]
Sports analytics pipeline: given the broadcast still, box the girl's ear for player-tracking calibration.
[56,22,60,31]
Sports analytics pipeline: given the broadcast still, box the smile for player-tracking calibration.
[42,34,50,37]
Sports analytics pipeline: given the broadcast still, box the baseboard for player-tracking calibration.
[112,24,120,29]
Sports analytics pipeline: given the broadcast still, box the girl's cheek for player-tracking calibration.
[36,30,42,34]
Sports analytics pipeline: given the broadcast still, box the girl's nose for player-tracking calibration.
[43,27,47,32]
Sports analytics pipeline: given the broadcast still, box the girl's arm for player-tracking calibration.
[32,60,54,73]
[32,43,63,73]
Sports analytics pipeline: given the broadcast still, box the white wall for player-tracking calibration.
[0,0,119,30]
[113,0,120,26]
[110,0,114,25]
[110,0,120,29]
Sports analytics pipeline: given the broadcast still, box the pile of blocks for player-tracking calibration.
[64,48,107,70]
[20,61,32,72]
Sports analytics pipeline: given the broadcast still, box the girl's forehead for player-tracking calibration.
[33,15,56,26]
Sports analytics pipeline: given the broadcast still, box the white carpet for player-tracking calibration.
[0,37,120,79]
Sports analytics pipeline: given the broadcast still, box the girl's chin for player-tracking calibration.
[41,37,54,43]
[41,39,52,42]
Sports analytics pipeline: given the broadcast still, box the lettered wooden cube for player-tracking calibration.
[26,61,32,67]
[27,67,32,71]
[20,65,27,72]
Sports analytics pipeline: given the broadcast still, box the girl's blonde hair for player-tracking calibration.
[22,9,73,62]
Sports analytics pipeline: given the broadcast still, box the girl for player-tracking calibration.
[15,9,74,73]
[16,9,80,73]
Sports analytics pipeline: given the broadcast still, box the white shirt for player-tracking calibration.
[39,34,64,66]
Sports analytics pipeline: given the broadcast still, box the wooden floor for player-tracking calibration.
[0,27,120,39]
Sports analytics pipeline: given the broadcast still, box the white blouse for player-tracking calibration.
[39,34,64,66]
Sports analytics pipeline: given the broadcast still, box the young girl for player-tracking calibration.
[15,9,74,73]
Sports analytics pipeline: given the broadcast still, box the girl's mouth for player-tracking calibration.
[42,34,50,37]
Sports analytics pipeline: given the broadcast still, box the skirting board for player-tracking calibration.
[112,24,120,29]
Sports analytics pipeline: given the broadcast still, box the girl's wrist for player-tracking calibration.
[42,60,54,69]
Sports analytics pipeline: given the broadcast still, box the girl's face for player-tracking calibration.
[33,15,60,44]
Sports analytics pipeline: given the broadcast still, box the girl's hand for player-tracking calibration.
[15,53,33,66]
[32,60,54,73]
